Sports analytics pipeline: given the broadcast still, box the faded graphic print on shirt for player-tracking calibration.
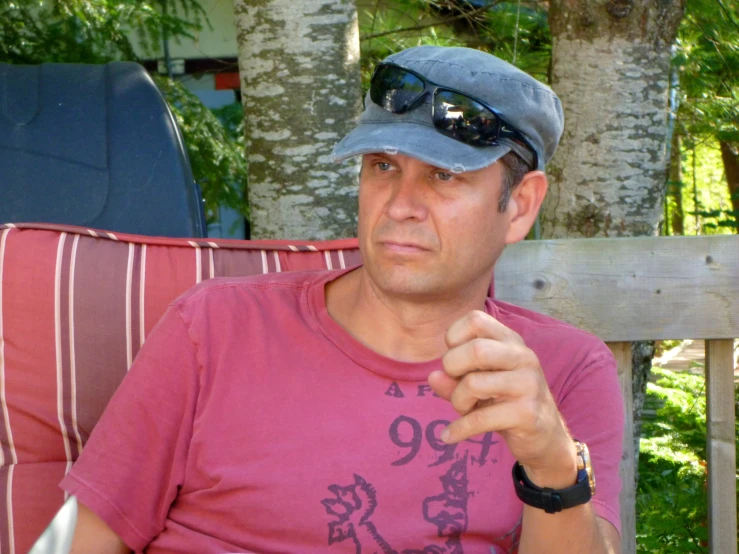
[322,457,468,554]
[321,382,522,553]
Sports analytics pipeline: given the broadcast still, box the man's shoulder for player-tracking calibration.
[490,299,612,360]
[172,268,336,311]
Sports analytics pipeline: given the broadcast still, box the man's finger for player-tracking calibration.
[428,370,456,400]
[442,338,530,378]
[445,310,521,349]
[441,401,523,444]
[449,370,534,415]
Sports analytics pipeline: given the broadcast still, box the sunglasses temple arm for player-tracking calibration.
[500,128,538,169]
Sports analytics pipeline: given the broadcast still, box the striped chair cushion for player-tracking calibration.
[0,223,361,554]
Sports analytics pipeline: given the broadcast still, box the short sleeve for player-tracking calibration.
[60,304,200,551]
[557,342,624,535]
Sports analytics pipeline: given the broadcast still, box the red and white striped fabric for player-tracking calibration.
[0,223,361,554]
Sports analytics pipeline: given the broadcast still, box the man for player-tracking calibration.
[60,46,623,553]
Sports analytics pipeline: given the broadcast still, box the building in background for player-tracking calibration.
[135,0,246,238]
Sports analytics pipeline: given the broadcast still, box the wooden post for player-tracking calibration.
[705,339,738,554]
[609,342,635,554]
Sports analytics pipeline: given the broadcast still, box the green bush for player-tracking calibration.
[636,367,739,553]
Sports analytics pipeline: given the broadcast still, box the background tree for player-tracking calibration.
[543,0,685,478]
[0,0,248,224]
[720,142,739,226]
[231,0,363,240]
[666,131,686,235]
[543,0,685,237]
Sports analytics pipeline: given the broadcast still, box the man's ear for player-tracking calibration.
[504,170,548,245]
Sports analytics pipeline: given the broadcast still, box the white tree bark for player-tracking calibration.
[543,0,684,239]
[232,0,362,240]
[543,38,672,237]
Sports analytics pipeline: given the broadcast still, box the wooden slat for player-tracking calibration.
[609,342,636,554]
[705,339,738,554]
[495,235,739,342]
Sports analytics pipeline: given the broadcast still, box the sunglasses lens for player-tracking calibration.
[370,65,425,114]
[433,90,500,147]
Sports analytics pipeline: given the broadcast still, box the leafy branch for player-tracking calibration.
[714,0,739,35]
[362,2,501,40]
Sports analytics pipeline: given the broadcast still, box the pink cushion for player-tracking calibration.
[0,223,361,554]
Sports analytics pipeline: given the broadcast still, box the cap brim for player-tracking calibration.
[332,121,512,174]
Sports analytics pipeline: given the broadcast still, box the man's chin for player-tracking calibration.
[366,266,450,299]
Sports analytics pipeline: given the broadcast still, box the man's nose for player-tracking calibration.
[384,174,429,222]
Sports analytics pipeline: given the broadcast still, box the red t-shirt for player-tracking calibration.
[61,268,623,553]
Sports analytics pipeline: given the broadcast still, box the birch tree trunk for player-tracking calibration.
[543,0,685,531]
[544,0,684,239]
[232,0,362,240]
[719,140,739,232]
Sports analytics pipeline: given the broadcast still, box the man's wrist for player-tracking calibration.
[521,441,578,490]
[513,439,596,514]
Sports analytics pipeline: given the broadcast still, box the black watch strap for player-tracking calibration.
[512,461,592,514]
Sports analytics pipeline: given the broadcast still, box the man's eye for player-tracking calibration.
[376,162,392,171]
[435,171,454,181]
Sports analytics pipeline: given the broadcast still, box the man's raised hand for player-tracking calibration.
[428,310,577,487]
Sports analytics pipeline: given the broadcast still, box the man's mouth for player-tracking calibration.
[379,240,431,254]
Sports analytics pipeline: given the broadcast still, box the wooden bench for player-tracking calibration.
[496,234,739,554]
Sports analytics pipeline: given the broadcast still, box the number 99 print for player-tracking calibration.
[388,414,500,467]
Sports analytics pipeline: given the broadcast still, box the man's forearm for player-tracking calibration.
[519,503,620,554]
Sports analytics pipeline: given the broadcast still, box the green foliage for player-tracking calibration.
[666,0,739,232]
[358,0,463,88]
[0,0,206,64]
[673,140,737,234]
[637,367,739,553]
[0,0,247,225]
[153,79,248,222]
[673,0,739,144]
[477,2,551,83]
[357,0,551,89]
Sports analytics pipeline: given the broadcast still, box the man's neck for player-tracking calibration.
[325,268,490,362]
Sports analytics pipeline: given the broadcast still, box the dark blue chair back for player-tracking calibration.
[0,62,206,237]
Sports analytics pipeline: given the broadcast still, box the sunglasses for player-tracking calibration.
[369,63,537,169]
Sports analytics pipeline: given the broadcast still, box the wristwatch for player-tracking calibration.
[512,440,595,514]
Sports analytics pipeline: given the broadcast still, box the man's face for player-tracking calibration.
[358,153,513,301]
